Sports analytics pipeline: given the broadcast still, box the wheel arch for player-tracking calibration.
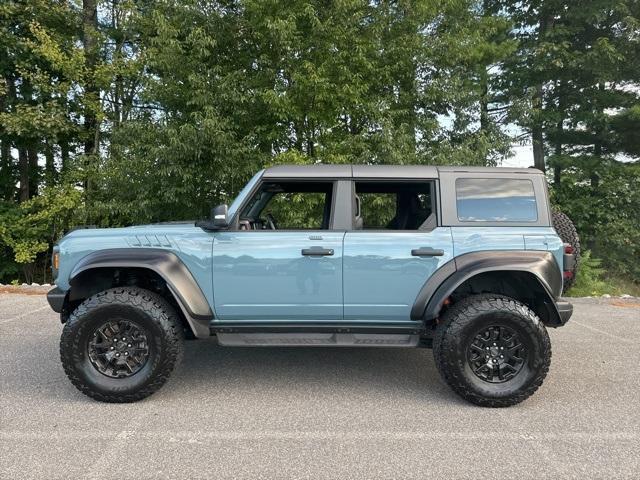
[412,251,565,327]
[67,248,213,338]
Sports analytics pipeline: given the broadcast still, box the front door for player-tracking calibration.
[343,180,454,321]
[212,180,344,321]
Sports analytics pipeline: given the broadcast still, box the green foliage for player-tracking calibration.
[0,185,81,282]
[565,250,610,297]
[566,250,640,297]
[0,0,639,287]
[551,160,640,281]
[265,192,326,230]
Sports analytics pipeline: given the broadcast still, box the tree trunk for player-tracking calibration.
[479,67,491,166]
[479,0,490,156]
[18,148,29,202]
[83,0,99,193]
[60,139,69,175]
[553,161,561,185]
[112,0,123,129]
[531,14,554,173]
[532,118,545,172]
[479,71,489,135]
[17,79,36,201]
[0,76,14,200]
[590,83,605,190]
[28,147,38,197]
[0,75,16,200]
[45,140,56,186]
[399,71,417,157]
[531,80,545,171]
[0,140,13,201]
[554,82,565,185]
[293,121,303,153]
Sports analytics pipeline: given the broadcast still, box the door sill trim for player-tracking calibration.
[216,332,420,347]
[209,321,424,335]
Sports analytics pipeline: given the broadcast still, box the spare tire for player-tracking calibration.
[551,210,580,292]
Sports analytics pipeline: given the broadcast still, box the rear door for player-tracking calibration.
[342,180,454,321]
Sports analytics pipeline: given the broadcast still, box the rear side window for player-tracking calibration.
[456,178,537,222]
[355,182,435,230]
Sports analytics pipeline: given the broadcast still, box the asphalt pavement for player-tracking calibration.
[1,293,639,479]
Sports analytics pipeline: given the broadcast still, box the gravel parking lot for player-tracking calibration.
[1,293,639,479]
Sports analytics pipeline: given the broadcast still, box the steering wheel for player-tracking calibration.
[265,213,277,230]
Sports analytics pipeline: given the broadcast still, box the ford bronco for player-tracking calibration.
[47,165,575,406]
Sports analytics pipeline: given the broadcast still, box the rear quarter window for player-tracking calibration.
[455,178,537,222]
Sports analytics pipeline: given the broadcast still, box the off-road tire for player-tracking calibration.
[552,210,580,292]
[433,294,551,407]
[60,287,184,402]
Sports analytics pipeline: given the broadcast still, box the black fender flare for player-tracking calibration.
[411,251,563,324]
[69,248,213,337]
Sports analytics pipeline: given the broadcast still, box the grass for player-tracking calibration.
[565,250,640,297]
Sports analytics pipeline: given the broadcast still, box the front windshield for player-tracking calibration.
[227,169,264,221]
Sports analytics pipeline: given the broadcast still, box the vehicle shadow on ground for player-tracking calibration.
[160,338,461,405]
[5,330,461,405]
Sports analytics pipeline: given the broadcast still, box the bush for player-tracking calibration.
[565,250,610,297]
[551,159,640,284]
[565,250,640,297]
[0,185,82,284]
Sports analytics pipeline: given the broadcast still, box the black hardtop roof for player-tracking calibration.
[262,164,542,179]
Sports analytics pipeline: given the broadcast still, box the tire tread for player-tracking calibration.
[60,287,184,403]
[433,294,551,407]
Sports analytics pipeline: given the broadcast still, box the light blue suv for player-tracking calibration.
[48,165,574,406]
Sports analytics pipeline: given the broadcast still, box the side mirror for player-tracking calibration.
[196,204,229,231]
[212,204,229,228]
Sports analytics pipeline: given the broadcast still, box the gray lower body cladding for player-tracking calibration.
[47,287,66,313]
[216,332,420,347]
[556,301,573,325]
[212,321,423,347]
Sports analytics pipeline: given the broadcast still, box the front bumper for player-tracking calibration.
[556,300,573,325]
[46,287,66,313]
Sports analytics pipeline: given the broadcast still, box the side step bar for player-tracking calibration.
[210,322,425,348]
[216,332,420,347]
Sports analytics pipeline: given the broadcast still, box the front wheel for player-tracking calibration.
[60,287,184,402]
[433,294,551,407]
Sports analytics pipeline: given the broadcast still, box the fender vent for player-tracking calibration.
[128,235,172,247]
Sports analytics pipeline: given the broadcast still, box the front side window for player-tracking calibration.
[239,181,333,230]
[456,178,537,222]
[354,182,435,230]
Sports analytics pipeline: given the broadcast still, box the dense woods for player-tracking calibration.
[0,0,639,289]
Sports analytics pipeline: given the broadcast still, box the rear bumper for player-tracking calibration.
[556,300,573,325]
[46,287,66,313]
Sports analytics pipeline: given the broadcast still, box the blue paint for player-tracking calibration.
[212,231,344,320]
[53,171,567,323]
[452,226,564,287]
[343,228,453,320]
[55,224,216,307]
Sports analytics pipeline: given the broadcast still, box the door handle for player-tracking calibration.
[302,247,334,256]
[411,247,444,257]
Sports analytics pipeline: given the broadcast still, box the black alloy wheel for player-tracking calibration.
[60,287,184,402]
[87,319,150,378]
[433,294,551,407]
[467,325,527,383]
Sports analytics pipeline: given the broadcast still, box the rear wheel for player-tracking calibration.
[60,287,184,402]
[433,294,551,407]
[552,210,581,292]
